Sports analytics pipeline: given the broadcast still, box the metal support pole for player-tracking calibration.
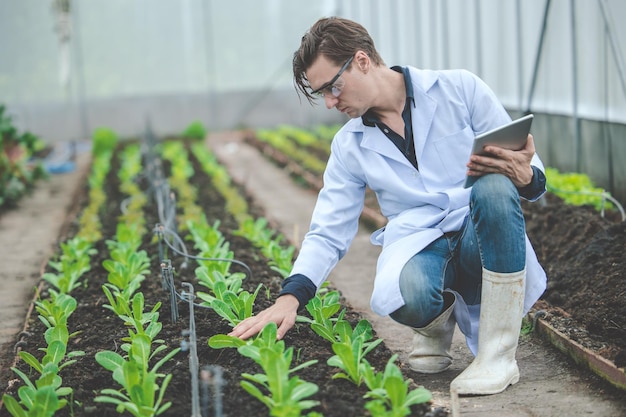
[515,0,524,110]
[525,0,552,113]
[598,0,626,105]
[70,0,89,140]
[474,0,483,77]
[570,0,581,171]
[442,0,450,69]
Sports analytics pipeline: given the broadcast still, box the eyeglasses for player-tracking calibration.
[310,55,354,98]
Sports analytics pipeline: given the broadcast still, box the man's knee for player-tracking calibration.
[470,174,520,217]
[471,174,516,199]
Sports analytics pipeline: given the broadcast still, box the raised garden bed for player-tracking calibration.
[0,136,446,417]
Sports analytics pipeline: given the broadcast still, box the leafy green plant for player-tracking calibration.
[256,129,327,175]
[545,167,614,211]
[2,368,70,417]
[102,283,135,317]
[117,292,165,347]
[362,355,432,417]
[298,290,344,343]
[18,328,83,375]
[102,245,150,290]
[0,104,47,208]
[95,334,180,417]
[42,237,96,294]
[2,294,82,417]
[35,293,77,330]
[327,319,384,386]
[76,146,114,242]
[195,266,246,295]
[209,323,320,417]
[182,120,207,141]
[92,127,118,156]
[186,219,238,275]
[199,279,263,327]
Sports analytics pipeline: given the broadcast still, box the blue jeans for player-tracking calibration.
[389,174,527,328]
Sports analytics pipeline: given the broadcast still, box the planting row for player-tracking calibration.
[1,124,445,417]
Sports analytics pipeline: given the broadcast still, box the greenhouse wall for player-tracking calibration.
[1,0,625,203]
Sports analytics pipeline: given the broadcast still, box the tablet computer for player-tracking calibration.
[464,114,534,188]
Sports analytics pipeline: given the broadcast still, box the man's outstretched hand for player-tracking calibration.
[228,294,300,340]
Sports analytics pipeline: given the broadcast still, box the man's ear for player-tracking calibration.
[354,50,370,73]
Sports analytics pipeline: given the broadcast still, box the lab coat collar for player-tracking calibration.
[345,66,439,165]
[408,67,438,162]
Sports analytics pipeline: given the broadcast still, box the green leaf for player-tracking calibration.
[95,350,125,372]
[33,385,62,415]
[130,334,151,368]
[18,351,43,373]
[1,394,27,417]
[208,334,247,349]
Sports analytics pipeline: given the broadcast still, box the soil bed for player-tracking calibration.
[521,193,626,368]
[0,141,444,417]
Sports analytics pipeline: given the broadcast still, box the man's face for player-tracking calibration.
[306,54,368,119]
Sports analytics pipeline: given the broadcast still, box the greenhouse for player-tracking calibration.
[0,1,625,416]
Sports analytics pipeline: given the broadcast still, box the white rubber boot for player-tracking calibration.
[450,268,525,395]
[408,291,456,373]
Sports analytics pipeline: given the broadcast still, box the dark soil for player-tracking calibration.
[521,193,626,368]
[0,141,444,417]
[1,134,624,417]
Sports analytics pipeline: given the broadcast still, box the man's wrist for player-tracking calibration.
[279,274,317,310]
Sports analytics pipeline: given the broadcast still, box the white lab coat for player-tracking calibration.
[291,67,547,353]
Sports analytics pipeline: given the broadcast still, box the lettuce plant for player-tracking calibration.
[327,320,384,386]
[95,334,180,417]
[209,323,320,417]
[298,289,344,343]
[362,355,432,417]
[199,280,263,327]
[42,237,96,294]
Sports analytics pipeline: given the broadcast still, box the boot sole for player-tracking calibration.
[451,371,520,396]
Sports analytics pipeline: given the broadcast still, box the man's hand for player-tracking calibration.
[466,134,536,188]
[228,294,299,340]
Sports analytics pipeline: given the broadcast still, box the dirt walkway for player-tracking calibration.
[207,131,626,417]
[1,134,625,416]
[0,149,90,363]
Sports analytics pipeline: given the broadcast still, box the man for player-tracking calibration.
[230,16,547,396]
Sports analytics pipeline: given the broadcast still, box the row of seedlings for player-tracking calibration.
[160,138,326,416]
[251,125,386,229]
[1,128,116,416]
[190,139,435,416]
[94,139,181,416]
[158,138,253,416]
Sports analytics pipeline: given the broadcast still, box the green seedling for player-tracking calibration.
[95,334,180,417]
[210,324,319,417]
[362,354,432,417]
[298,290,344,343]
[198,280,262,327]
[327,320,384,386]
[2,372,69,417]
[43,237,96,294]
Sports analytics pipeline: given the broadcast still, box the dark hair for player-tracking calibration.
[293,17,385,103]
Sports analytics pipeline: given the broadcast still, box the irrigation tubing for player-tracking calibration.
[155,224,254,310]
[156,224,253,280]
[548,186,626,221]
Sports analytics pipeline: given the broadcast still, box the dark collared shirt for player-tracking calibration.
[362,66,418,170]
